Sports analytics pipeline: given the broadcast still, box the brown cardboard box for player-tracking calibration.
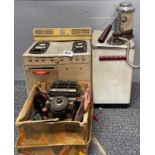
[16,81,93,155]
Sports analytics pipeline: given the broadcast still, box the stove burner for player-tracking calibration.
[72,41,87,53]
[29,42,50,54]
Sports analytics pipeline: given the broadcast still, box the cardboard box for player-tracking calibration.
[16,81,93,155]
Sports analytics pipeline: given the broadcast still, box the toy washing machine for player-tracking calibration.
[92,30,135,104]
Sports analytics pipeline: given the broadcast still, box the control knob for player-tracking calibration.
[75,56,79,61]
[29,57,33,62]
[55,58,59,64]
[41,58,45,62]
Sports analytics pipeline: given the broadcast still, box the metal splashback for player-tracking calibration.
[33,27,92,41]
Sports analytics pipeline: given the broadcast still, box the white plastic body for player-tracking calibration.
[92,30,135,104]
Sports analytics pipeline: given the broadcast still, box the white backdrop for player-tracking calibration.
[14,0,140,81]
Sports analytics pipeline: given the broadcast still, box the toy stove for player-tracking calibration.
[23,28,91,93]
[92,30,135,104]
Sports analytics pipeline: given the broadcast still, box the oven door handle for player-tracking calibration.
[32,71,50,75]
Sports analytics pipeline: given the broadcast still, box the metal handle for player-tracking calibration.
[32,71,49,75]
[98,24,112,43]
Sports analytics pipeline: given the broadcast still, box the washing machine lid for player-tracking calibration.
[92,30,135,49]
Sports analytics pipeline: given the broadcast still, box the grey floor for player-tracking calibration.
[14,81,140,155]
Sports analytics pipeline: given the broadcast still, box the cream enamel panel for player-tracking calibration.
[92,48,135,104]
[58,64,91,82]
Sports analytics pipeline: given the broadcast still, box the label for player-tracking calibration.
[121,12,133,32]
[63,50,73,57]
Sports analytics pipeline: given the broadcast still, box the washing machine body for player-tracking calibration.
[92,30,135,104]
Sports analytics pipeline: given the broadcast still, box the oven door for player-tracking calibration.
[24,65,58,93]
[58,64,91,82]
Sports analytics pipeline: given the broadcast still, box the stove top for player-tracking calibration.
[24,40,91,57]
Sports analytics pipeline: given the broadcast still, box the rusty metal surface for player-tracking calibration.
[18,145,88,155]
[16,103,93,155]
